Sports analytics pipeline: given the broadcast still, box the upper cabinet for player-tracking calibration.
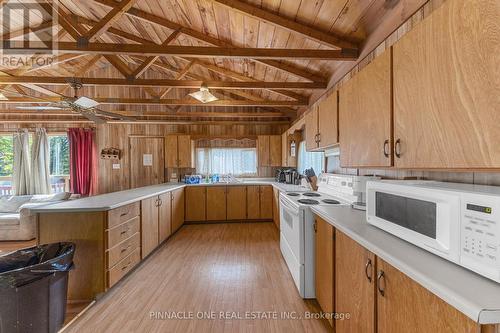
[339,50,392,168]
[305,91,338,151]
[165,135,194,168]
[281,131,300,168]
[257,135,282,167]
[392,0,500,168]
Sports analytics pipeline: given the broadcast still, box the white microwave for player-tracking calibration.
[366,180,500,283]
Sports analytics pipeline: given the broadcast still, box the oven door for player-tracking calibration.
[279,194,304,263]
[366,182,460,262]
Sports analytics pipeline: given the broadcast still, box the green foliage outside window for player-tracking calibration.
[0,135,14,177]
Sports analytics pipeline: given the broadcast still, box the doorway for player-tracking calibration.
[129,136,165,188]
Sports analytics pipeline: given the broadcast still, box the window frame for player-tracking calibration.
[195,147,258,177]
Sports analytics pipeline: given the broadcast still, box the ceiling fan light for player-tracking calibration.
[73,96,100,109]
[0,93,8,101]
[189,87,218,103]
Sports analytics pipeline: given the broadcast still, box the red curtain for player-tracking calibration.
[68,128,97,196]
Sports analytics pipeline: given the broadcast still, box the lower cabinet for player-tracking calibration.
[141,196,160,259]
[247,185,273,220]
[185,186,207,221]
[314,217,334,327]
[207,187,227,221]
[335,229,376,333]
[247,186,261,220]
[227,186,247,220]
[171,187,185,233]
[158,192,172,243]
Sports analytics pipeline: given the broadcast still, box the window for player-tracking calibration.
[48,135,70,193]
[196,148,257,176]
[0,135,14,195]
[297,141,325,175]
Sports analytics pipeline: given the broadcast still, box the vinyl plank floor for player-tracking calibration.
[64,223,331,333]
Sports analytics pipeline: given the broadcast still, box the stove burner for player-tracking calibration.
[298,199,319,205]
[287,193,300,197]
[302,192,321,197]
[322,199,341,205]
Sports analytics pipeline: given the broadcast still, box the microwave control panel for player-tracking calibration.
[460,198,500,274]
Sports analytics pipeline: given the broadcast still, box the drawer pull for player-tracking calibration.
[365,259,373,282]
[377,270,386,296]
[120,244,131,253]
[120,227,131,235]
[121,261,132,271]
[120,211,129,217]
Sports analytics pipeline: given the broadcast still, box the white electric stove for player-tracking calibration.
[279,173,380,298]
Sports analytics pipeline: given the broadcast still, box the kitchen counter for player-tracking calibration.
[31,180,307,213]
[311,205,500,324]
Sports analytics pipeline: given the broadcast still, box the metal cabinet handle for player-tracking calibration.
[317,133,321,144]
[365,259,373,282]
[395,139,402,158]
[377,270,386,296]
[313,221,317,232]
[383,140,390,158]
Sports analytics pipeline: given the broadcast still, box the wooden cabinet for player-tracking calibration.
[185,186,206,221]
[314,217,334,327]
[392,0,500,168]
[227,186,247,220]
[305,92,338,151]
[165,135,194,168]
[376,257,480,333]
[206,186,227,221]
[272,186,280,230]
[246,185,272,220]
[281,132,288,167]
[158,192,172,243]
[258,135,282,167]
[141,196,159,258]
[171,187,185,233]
[335,230,376,333]
[339,50,392,168]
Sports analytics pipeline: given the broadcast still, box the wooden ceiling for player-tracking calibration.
[0,0,414,124]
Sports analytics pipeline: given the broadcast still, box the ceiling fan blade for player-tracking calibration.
[16,106,64,110]
[80,111,107,124]
[94,109,136,121]
[73,96,100,109]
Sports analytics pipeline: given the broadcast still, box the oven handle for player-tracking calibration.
[280,196,299,216]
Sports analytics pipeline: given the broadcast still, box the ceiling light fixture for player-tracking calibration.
[0,93,8,101]
[188,84,218,103]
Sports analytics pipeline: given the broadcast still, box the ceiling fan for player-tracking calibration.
[188,84,218,103]
[14,82,136,124]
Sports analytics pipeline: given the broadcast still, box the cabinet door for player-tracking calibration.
[158,192,172,243]
[376,257,480,333]
[339,50,392,167]
[246,186,260,220]
[227,186,247,220]
[165,135,178,168]
[305,107,318,151]
[257,135,270,166]
[259,186,273,220]
[318,91,338,148]
[335,230,375,333]
[206,186,227,221]
[393,0,500,168]
[141,196,159,258]
[281,133,288,167]
[177,135,192,168]
[269,135,282,166]
[314,217,334,327]
[185,186,206,221]
[272,187,280,230]
[171,188,185,233]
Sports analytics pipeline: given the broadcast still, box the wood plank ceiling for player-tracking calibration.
[0,0,391,124]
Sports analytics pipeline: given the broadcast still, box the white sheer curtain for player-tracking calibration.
[30,128,51,194]
[196,148,257,176]
[297,141,325,175]
[13,130,31,195]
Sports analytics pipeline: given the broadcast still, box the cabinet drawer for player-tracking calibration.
[107,202,140,228]
[107,247,141,288]
[106,232,140,269]
[107,216,140,249]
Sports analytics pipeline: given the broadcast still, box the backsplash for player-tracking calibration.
[326,156,500,186]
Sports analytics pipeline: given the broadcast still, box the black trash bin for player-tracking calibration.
[0,242,75,333]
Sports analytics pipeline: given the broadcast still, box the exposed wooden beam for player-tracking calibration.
[0,76,326,90]
[94,0,331,82]
[103,55,132,77]
[1,20,53,40]
[0,119,289,125]
[212,0,358,50]
[24,42,357,60]
[10,54,87,75]
[131,29,181,79]
[82,0,137,41]
[2,96,307,107]
[159,61,194,98]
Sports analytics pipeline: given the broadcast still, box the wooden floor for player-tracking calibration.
[64,222,331,333]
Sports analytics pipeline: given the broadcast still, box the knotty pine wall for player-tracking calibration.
[0,122,287,194]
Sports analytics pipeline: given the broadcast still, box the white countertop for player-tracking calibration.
[311,205,500,324]
[32,181,307,213]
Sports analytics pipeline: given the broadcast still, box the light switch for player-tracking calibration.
[112,163,121,169]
